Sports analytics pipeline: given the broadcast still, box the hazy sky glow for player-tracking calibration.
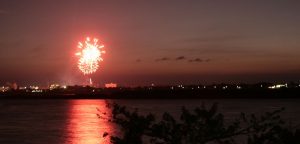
[1,0,300,86]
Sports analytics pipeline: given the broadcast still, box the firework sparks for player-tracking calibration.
[75,37,105,75]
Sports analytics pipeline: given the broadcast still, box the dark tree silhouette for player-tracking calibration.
[100,103,300,144]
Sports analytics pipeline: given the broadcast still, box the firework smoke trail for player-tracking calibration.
[75,37,105,84]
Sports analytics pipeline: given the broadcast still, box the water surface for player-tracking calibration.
[0,99,299,144]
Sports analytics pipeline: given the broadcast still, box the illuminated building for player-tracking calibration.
[105,83,117,88]
[268,84,288,89]
[50,84,60,90]
[0,86,9,92]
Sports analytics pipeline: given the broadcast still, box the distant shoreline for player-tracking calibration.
[1,88,299,99]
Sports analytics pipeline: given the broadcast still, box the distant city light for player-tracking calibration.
[105,83,117,88]
[0,86,9,92]
[19,87,27,90]
[177,85,184,88]
[30,86,39,90]
[268,84,287,89]
[50,84,60,90]
[222,86,228,90]
[32,89,43,93]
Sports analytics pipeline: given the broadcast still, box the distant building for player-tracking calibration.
[0,86,9,92]
[105,83,117,88]
[19,86,27,90]
[11,83,18,90]
[268,84,288,89]
[29,86,39,90]
[50,84,60,90]
[6,82,18,90]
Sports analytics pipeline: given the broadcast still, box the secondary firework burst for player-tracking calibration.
[75,37,105,76]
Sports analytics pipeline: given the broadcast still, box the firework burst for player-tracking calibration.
[75,37,105,75]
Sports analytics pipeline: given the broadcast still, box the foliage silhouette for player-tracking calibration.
[99,103,299,144]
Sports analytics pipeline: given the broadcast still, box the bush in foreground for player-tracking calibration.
[99,103,299,144]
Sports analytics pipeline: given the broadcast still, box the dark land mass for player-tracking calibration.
[0,87,300,99]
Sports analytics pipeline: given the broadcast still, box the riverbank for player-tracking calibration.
[1,88,299,99]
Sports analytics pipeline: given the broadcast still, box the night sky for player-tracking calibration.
[1,0,300,86]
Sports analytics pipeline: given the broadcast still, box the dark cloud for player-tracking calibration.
[175,56,186,60]
[162,45,260,56]
[155,56,211,63]
[205,59,211,62]
[155,57,170,62]
[136,59,142,62]
[188,58,202,62]
[164,35,259,56]
[188,58,211,63]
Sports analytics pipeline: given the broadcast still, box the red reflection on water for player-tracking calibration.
[66,100,113,144]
